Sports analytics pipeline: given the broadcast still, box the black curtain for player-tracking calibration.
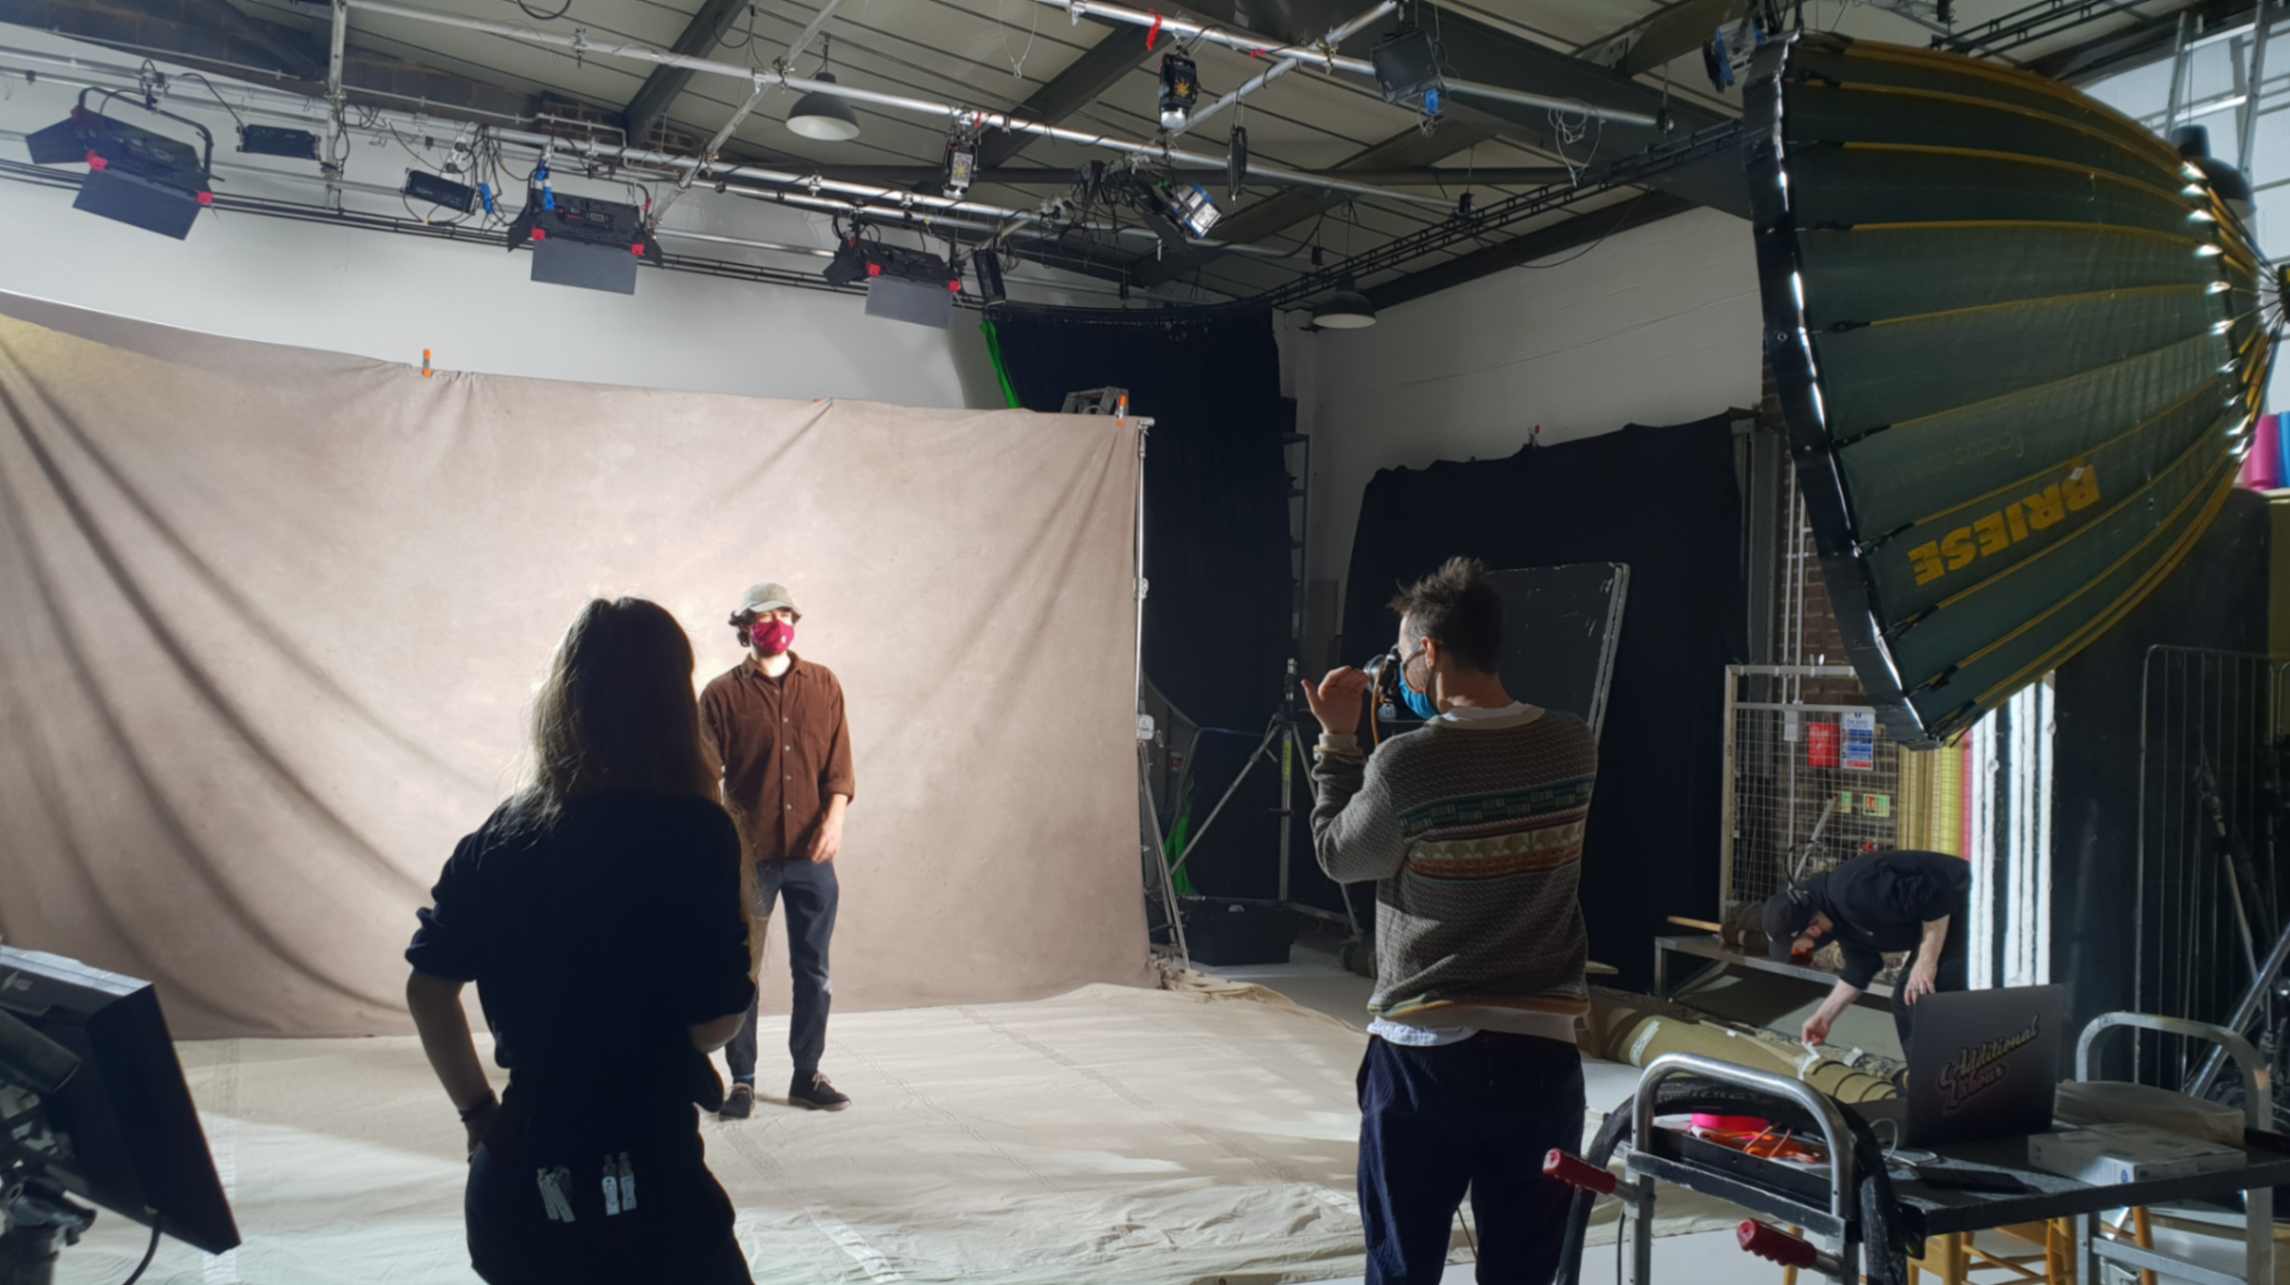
[1337,417,1747,988]
[2052,490,2273,1082]
[990,306,1293,898]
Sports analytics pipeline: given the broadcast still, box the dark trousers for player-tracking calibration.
[726,858,838,1083]
[1357,1032,1586,1284]
[464,1142,750,1285]
[1892,944,1971,1058]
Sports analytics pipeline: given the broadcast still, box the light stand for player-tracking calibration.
[1165,660,1361,943]
[0,1178,96,1285]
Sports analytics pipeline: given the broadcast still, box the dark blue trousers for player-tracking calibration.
[1357,1032,1586,1284]
[727,858,839,1083]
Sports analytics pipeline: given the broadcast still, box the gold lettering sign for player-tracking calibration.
[1907,463,2101,588]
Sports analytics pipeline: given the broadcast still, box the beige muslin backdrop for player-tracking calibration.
[0,293,1148,1038]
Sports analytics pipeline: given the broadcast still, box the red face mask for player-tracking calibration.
[751,619,796,656]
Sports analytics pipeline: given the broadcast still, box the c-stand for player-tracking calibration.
[1165,660,1360,941]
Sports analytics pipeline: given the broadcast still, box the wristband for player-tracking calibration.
[457,1092,498,1123]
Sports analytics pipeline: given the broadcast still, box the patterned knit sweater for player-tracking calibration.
[1310,707,1599,1033]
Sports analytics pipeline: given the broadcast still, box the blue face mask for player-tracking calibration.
[1398,644,1437,721]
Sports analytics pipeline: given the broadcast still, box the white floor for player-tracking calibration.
[57,944,1769,1284]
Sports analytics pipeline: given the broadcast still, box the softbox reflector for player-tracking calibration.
[1744,34,2277,747]
[73,168,203,240]
[531,238,639,294]
[864,274,955,329]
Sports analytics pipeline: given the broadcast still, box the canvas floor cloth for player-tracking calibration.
[0,292,1148,1038]
[54,984,1744,1285]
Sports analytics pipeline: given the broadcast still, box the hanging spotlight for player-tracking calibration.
[1158,52,1199,130]
[1371,9,1444,112]
[25,91,214,239]
[1313,277,1377,330]
[943,127,979,198]
[788,39,862,142]
[1147,179,1220,242]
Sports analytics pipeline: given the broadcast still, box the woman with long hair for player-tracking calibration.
[405,597,755,1284]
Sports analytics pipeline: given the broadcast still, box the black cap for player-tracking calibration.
[1761,888,1816,961]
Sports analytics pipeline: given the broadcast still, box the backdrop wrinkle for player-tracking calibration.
[0,294,1148,1038]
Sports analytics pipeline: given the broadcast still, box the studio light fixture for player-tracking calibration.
[237,125,319,161]
[822,233,963,328]
[403,169,476,214]
[25,90,214,239]
[1154,180,1220,240]
[1158,52,1199,130]
[1370,11,1443,114]
[505,189,661,294]
[788,39,863,142]
[943,130,979,198]
[971,246,1007,303]
[1744,32,2278,746]
[1312,278,1377,329]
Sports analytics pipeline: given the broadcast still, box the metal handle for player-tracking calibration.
[1543,1148,1619,1196]
[1738,1220,1831,1271]
[2076,1010,2271,1130]
[1634,1052,1858,1219]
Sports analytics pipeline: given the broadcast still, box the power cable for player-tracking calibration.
[514,0,575,19]
[119,1217,162,1285]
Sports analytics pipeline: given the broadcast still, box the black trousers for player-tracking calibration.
[1892,943,1971,1058]
[464,1141,750,1284]
[1356,1033,1586,1284]
[727,858,838,1083]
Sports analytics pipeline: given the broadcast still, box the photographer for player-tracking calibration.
[1302,557,1600,1284]
[405,598,756,1285]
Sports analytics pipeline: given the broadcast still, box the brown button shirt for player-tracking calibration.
[700,654,855,863]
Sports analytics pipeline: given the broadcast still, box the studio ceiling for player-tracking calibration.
[0,0,2226,304]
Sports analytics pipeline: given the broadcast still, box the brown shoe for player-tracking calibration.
[790,1072,849,1111]
[719,1083,754,1119]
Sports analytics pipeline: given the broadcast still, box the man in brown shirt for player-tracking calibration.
[701,581,855,1116]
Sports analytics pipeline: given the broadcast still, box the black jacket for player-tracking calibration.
[1806,850,1971,989]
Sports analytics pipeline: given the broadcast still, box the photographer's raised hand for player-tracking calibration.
[1302,667,1370,738]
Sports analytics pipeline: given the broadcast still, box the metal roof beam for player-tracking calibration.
[623,0,751,149]
[974,27,1152,170]
[1362,191,1695,310]
[1132,121,1497,285]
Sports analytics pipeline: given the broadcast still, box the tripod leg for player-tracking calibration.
[1166,720,1282,882]
[1139,741,1189,967]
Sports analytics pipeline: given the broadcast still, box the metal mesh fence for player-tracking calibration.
[1723,664,1956,912]
[2131,647,2290,1105]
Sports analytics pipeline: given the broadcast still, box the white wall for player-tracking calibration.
[0,28,1118,407]
[1292,204,1764,631]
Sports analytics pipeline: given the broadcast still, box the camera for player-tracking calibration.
[1362,646,1406,723]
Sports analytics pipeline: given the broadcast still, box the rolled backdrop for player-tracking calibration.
[0,293,1149,1039]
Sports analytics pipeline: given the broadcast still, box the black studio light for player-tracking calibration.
[1158,52,1199,130]
[25,90,215,239]
[1744,32,2278,746]
[237,124,320,161]
[504,189,662,294]
[1370,11,1444,114]
[823,234,963,328]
